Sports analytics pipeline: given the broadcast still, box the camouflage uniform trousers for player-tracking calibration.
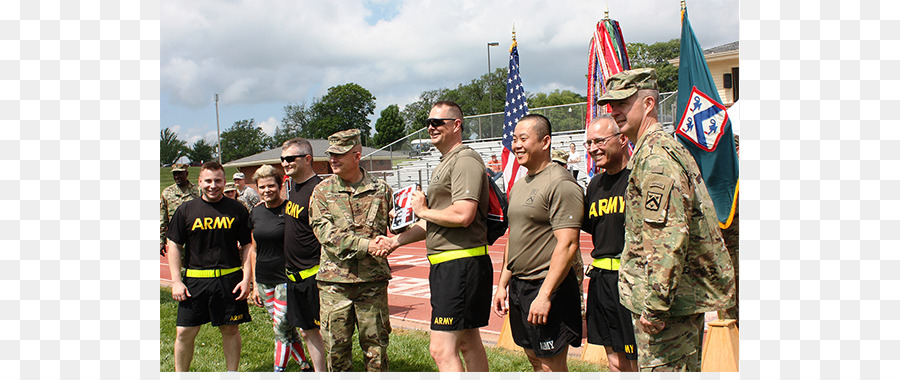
[722,203,739,324]
[318,280,391,372]
[631,313,704,372]
[256,282,311,370]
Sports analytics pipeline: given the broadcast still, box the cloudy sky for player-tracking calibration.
[161,0,738,145]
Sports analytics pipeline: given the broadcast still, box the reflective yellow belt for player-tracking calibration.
[286,265,319,282]
[427,245,488,266]
[185,267,241,278]
[591,258,620,271]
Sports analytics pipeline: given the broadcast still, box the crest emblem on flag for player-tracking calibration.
[676,86,729,152]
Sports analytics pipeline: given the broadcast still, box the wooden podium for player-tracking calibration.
[701,316,739,372]
[580,343,610,367]
[496,316,519,350]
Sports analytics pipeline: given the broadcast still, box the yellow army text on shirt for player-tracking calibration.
[618,122,735,323]
[310,169,393,283]
[160,181,200,245]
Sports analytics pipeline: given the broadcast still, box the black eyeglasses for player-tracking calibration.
[425,118,456,127]
[583,133,622,148]
[280,154,308,163]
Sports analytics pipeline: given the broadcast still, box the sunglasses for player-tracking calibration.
[425,118,456,127]
[280,154,309,163]
[583,133,622,148]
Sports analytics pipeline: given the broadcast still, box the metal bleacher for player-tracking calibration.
[383,130,589,193]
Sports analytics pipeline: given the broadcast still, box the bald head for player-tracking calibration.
[588,115,619,136]
[518,114,551,139]
[585,115,628,174]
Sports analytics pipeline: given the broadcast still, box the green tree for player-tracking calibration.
[308,83,376,145]
[186,138,215,164]
[219,118,275,163]
[401,88,448,136]
[528,89,587,108]
[441,67,508,116]
[274,101,311,145]
[160,127,187,165]
[372,104,405,148]
[627,39,680,92]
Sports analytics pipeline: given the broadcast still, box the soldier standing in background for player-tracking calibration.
[722,134,739,325]
[160,163,199,256]
[233,172,260,209]
[597,68,734,371]
[310,129,394,371]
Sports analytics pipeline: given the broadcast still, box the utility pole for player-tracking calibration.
[486,41,499,137]
[215,94,221,163]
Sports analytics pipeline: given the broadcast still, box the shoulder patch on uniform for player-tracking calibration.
[650,165,664,174]
[642,174,674,224]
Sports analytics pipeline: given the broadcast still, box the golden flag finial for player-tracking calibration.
[604,2,609,20]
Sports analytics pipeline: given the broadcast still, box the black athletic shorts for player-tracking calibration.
[586,268,637,360]
[176,270,251,327]
[508,269,582,358]
[429,254,493,331]
[286,273,321,330]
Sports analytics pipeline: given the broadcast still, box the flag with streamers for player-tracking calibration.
[585,16,630,178]
[675,4,739,228]
[501,37,529,194]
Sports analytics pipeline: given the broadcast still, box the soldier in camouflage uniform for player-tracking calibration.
[310,129,394,372]
[160,163,200,256]
[597,68,735,372]
[722,134,739,324]
[233,172,260,210]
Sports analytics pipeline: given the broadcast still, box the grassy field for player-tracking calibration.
[160,287,605,372]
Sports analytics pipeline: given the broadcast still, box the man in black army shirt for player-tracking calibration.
[166,161,252,372]
[279,137,326,371]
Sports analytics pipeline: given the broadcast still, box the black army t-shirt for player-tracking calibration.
[582,168,630,259]
[167,196,251,269]
[249,201,289,284]
[283,175,322,271]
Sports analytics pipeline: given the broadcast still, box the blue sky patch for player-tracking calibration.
[364,0,401,25]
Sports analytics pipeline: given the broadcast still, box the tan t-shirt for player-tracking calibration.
[507,163,584,280]
[425,145,489,255]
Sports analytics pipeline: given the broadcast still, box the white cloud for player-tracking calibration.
[162,0,738,138]
[257,116,280,137]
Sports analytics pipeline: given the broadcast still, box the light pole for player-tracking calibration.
[215,94,221,163]
[486,41,499,138]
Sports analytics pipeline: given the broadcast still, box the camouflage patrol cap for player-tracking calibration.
[325,129,361,155]
[224,182,236,192]
[551,149,569,165]
[596,68,658,106]
[171,163,189,172]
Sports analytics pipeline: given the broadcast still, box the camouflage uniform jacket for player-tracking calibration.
[619,123,735,323]
[310,169,393,283]
[160,182,200,245]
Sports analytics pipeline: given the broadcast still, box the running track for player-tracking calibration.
[160,232,596,340]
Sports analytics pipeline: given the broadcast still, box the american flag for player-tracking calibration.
[501,40,529,194]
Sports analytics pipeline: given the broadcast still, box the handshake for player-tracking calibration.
[368,235,400,258]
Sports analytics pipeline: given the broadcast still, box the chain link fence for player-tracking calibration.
[362,91,678,187]
[461,91,676,140]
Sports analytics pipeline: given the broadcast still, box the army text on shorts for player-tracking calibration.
[508,269,582,358]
